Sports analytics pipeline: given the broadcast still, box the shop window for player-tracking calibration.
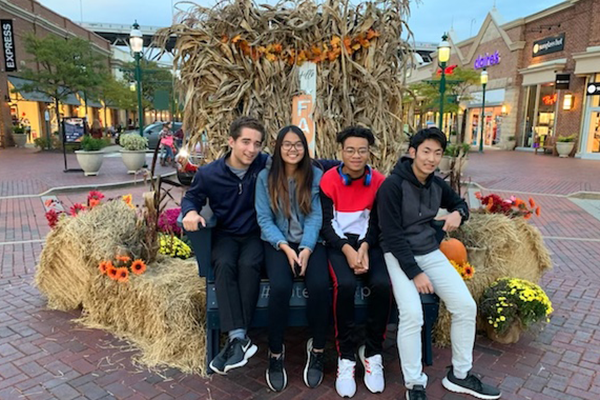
[522,86,537,147]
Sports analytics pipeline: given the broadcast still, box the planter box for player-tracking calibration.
[13,133,27,148]
[75,151,104,176]
[556,142,574,158]
[121,150,147,174]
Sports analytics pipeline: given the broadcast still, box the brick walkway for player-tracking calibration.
[1,149,600,399]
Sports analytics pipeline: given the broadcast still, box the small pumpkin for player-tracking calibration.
[440,238,467,265]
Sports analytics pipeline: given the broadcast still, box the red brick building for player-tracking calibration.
[408,0,600,160]
[0,0,113,148]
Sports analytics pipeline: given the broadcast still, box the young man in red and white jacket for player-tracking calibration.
[320,126,391,398]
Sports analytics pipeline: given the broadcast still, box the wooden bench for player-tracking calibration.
[184,213,440,373]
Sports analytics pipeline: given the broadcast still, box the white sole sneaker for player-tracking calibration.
[266,365,288,392]
[358,345,384,394]
[442,377,501,400]
[223,344,258,373]
[303,338,324,388]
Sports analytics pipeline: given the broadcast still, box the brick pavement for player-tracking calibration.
[1,149,600,399]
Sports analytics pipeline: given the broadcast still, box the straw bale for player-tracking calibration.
[433,213,552,346]
[77,257,207,376]
[156,0,412,173]
[35,200,142,311]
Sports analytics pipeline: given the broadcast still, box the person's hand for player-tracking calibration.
[182,211,205,232]
[413,272,434,294]
[280,244,301,274]
[435,211,462,232]
[355,243,370,275]
[342,244,361,272]
[298,248,312,276]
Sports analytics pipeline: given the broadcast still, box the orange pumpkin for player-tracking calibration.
[439,238,468,265]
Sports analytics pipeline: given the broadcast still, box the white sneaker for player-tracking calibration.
[336,358,357,398]
[358,345,385,393]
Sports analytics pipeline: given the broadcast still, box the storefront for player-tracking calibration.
[466,88,507,147]
[574,46,600,159]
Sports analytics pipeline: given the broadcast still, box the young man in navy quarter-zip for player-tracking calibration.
[182,116,268,375]
[378,128,501,400]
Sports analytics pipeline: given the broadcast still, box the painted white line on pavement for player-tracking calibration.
[543,236,600,242]
[0,239,45,246]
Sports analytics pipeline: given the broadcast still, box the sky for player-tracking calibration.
[38,0,566,44]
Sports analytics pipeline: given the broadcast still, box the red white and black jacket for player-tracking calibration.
[319,165,385,250]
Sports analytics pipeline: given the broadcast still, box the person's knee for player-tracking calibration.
[398,304,424,327]
[369,276,391,295]
[238,258,262,273]
[333,277,355,297]
[213,258,237,277]
[269,280,293,300]
[460,296,477,320]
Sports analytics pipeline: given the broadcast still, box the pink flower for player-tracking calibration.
[157,208,182,235]
[87,190,105,201]
[70,203,87,216]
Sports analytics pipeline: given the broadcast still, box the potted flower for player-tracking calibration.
[555,134,576,158]
[504,135,516,150]
[480,278,553,344]
[119,133,148,173]
[12,125,27,148]
[75,135,108,176]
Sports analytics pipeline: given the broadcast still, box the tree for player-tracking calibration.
[93,73,137,131]
[121,60,174,111]
[17,34,108,134]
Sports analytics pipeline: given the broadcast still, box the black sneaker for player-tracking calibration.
[303,338,324,388]
[209,340,233,375]
[406,385,427,400]
[442,367,501,399]
[223,337,258,373]
[266,350,287,392]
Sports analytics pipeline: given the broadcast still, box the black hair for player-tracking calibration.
[336,126,375,147]
[229,116,266,141]
[409,127,447,151]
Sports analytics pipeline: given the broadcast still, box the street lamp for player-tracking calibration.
[437,33,451,131]
[130,21,144,137]
[479,68,488,153]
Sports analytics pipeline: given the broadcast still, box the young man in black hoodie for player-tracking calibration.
[182,116,268,374]
[377,128,501,400]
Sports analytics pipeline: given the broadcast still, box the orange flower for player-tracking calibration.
[474,192,482,200]
[116,255,131,263]
[524,213,532,220]
[122,194,134,209]
[107,264,118,280]
[231,34,242,44]
[529,197,536,208]
[98,261,109,275]
[514,198,525,208]
[535,206,541,216]
[89,198,100,209]
[131,259,147,275]
[463,265,474,279]
[116,267,129,283]
[272,43,283,53]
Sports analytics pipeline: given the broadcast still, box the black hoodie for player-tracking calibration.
[377,157,469,280]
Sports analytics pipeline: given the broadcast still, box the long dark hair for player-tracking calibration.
[268,125,314,218]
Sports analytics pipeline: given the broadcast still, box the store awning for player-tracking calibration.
[518,58,567,86]
[79,92,103,108]
[467,88,506,108]
[573,47,600,76]
[7,76,53,102]
[62,93,81,106]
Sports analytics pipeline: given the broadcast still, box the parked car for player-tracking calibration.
[143,122,183,150]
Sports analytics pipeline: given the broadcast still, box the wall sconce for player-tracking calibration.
[501,104,508,116]
[563,94,574,111]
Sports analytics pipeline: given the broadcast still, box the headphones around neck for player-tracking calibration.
[337,163,372,186]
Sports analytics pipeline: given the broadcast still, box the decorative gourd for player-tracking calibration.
[440,238,467,265]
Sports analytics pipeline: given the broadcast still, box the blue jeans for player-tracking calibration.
[161,145,174,161]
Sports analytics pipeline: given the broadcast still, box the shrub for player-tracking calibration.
[81,135,108,151]
[120,133,148,151]
[556,134,576,143]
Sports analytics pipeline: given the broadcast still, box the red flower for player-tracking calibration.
[45,209,64,229]
[131,259,147,275]
[88,190,105,201]
[529,197,536,208]
[475,192,482,200]
[116,267,129,283]
[70,203,87,216]
[98,261,109,275]
[535,206,541,216]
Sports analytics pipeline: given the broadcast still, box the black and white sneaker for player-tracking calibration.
[442,367,501,399]
[303,338,324,388]
[266,349,287,392]
[223,337,258,373]
[209,340,233,375]
[406,385,427,400]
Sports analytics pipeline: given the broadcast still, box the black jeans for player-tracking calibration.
[211,231,263,332]
[328,239,391,361]
[264,242,330,354]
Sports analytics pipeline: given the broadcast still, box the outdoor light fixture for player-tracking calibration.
[563,93,574,111]
[479,68,488,153]
[437,33,451,130]
[130,21,144,136]
[501,104,508,116]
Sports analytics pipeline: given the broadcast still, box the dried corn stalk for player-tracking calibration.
[156,0,412,173]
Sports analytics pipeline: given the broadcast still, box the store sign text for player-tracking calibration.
[1,19,16,72]
[473,51,500,69]
[532,33,565,57]
[542,94,558,105]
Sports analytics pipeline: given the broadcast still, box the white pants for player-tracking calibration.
[385,250,476,389]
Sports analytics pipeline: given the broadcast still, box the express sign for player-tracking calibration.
[1,19,16,72]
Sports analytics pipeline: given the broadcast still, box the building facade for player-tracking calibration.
[408,0,600,159]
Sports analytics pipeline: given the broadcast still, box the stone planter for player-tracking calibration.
[120,150,147,174]
[75,150,104,176]
[504,140,516,151]
[438,156,452,173]
[484,321,522,344]
[556,142,574,158]
[13,133,27,148]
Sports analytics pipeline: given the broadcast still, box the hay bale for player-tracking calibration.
[35,200,142,311]
[433,213,552,346]
[77,257,207,376]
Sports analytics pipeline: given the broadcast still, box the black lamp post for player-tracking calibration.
[479,68,488,153]
[437,34,451,130]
